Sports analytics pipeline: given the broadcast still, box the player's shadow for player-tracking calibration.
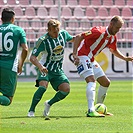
[1,115,84,119]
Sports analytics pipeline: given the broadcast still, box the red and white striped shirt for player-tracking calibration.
[78,26,117,62]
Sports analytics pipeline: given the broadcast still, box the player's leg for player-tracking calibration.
[93,60,110,104]
[43,71,70,117]
[28,70,49,117]
[0,68,17,106]
[77,56,104,117]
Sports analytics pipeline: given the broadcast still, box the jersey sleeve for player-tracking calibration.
[19,28,27,45]
[81,27,99,40]
[31,38,45,57]
[63,30,73,41]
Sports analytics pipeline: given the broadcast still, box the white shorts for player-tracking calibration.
[77,56,105,80]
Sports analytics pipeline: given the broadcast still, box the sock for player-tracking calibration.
[97,86,108,104]
[29,86,46,112]
[86,82,96,112]
[48,91,69,106]
[0,95,10,106]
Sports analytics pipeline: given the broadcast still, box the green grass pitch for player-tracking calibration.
[0,80,132,133]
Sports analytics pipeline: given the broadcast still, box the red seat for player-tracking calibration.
[67,0,78,8]
[7,0,19,7]
[91,0,102,8]
[121,7,132,20]
[79,0,90,8]
[73,7,86,19]
[128,18,133,30]
[109,7,120,17]
[19,0,29,8]
[65,18,80,31]
[116,32,124,42]
[55,0,66,6]
[80,18,91,31]
[14,7,24,19]
[25,7,36,20]
[43,0,55,8]
[92,18,103,27]
[49,7,59,19]
[102,0,114,8]
[86,7,96,20]
[114,0,125,8]
[126,0,133,7]
[123,32,132,42]
[97,7,108,19]
[61,7,73,20]
[31,18,43,31]
[30,0,42,8]
[18,18,30,30]
[26,29,37,42]
[37,7,48,19]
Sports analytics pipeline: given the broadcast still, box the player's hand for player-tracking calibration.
[39,65,48,76]
[125,56,133,62]
[73,54,80,65]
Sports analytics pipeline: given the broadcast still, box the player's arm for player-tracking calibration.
[109,48,133,61]
[73,33,84,65]
[30,55,48,75]
[18,43,28,74]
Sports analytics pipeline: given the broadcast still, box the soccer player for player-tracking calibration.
[0,8,28,106]
[28,19,74,117]
[73,16,133,117]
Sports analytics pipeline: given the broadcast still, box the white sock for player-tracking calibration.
[97,86,108,103]
[86,82,96,112]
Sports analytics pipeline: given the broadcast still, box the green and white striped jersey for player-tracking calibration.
[32,29,73,72]
[0,22,27,72]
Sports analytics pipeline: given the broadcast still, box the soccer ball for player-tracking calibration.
[95,103,107,114]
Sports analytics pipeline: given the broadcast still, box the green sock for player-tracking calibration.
[48,91,69,106]
[0,95,10,106]
[29,86,46,112]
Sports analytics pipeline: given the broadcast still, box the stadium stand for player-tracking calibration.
[43,0,56,8]
[61,7,73,20]
[31,18,43,31]
[24,6,36,19]
[30,0,42,8]
[121,7,132,20]
[97,7,109,19]
[37,7,48,20]
[6,0,19,7]
[19,0,29,8]
[73,6,86,20]
[102,0,114,8]
[86,7,97,20]
[49,7,59,19]
[0,0,132,48]
[114,0,125,8]
[79,0,90,8]
[109,7,120,17]
[67,0,78,8]
[90,0,102,8]
[55,0,66,6]
[18,18,31,30]
[0,0,7,8]
[14,6,24,19]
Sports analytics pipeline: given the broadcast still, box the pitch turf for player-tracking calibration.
[0,80,132,133]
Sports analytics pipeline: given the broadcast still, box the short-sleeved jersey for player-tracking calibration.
[78,26,117,62]
[32,29,73,72]
[0,22,27,72]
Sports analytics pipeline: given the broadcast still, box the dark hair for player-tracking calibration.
[1,8,15,22]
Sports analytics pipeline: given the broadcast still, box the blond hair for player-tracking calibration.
[111,16,124,25]
[47,19,61,30]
